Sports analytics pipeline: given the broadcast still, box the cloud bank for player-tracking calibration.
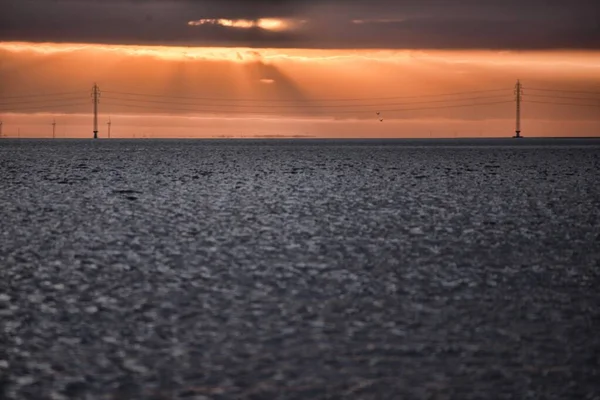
[1,0,599,49]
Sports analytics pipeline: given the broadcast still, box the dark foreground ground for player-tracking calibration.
[0,138,599,400]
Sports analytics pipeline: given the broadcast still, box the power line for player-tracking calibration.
[525,94,600,102]
[102,88,511,103]
[2,81,598,140]
[0,91,85,99]
[523,100,600,108]
[526,87,600,96]
[102,100,513,115]
[0,102,90,112]
[102,94,512,109]
[0,96,86,106]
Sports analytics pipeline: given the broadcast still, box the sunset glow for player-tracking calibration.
[3,41,600,67]
[187,18,291,31]
[1,41,599,138]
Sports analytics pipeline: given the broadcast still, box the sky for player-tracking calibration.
[1,0,599,138]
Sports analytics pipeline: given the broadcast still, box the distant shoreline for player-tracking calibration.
[1,136,599,140]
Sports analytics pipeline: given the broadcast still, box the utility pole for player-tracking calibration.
[92,83,100,139]
[107,117,111,139]
[52,119,56,139]
[514,79,523,138]
[0,121,3,138]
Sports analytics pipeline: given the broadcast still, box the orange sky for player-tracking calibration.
[1,42,599,138]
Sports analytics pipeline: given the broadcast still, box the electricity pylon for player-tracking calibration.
[514,79,523,138]
[92,83,101,139]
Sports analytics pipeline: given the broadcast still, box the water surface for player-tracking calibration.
[1,138,599,399]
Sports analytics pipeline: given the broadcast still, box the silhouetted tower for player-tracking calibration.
[514,80,523,138]
[52,119,56,139]
[92,83,101,139]
[107,117,112,139]
[0,121,3,138]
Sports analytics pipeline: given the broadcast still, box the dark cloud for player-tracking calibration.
[0,0,599,49]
